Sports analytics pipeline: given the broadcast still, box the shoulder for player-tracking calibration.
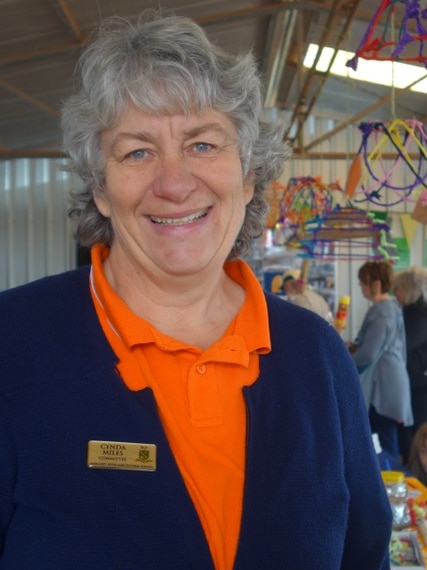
[0,266,90,306]
[261,293,362,416]
[404,300,427,338]
[368,299,398,319]
[0,267,91,327]
[264,291,339,350]
[0,266,100,372]
[405,298,427,318]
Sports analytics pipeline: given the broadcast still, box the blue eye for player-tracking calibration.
[129,149,148,159]
[194,142,212,152]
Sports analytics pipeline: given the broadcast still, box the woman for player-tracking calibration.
[350,261,413,458]
[394,267,427,432]
[0,10,391,569]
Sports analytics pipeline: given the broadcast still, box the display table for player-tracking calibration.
[390,477,427,568]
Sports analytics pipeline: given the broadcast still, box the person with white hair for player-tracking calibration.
[394,266,427,433]
[281,268,332,321]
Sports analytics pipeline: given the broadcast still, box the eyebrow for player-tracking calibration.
[110,122,234,151]
[182,122,232,139]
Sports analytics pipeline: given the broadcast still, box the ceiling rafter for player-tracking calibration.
[0,42,82,66]
[0,77,59,117]
[0,1,329,68]
[0,0,425,159]
[197,1,328,26]
[283,0,362,148]
[50,0,83,41]
[305,72,427,151]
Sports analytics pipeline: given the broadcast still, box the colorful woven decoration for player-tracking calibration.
[276,176,346,226]
[346,118,427,206]
[347,0,427,70]
[271,176,349,246]
[285,206,399,262]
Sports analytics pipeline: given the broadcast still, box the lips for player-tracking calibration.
[149,209,208,226]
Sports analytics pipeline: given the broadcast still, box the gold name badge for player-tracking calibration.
[87,440,156,471]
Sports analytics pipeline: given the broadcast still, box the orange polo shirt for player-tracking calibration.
[90,243,270,570]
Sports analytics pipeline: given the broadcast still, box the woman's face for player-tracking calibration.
[359,279,374,301]
[95,104,254,280]
[359,276,384,301]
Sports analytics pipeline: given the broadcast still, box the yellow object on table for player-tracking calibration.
[406,477,427,565]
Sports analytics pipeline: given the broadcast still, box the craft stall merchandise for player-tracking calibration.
[261,2,427,564]
[383,472,427,568]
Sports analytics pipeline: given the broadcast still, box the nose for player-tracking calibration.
[152,152,197,202]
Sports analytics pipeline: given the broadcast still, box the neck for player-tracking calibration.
[102,255,245,349]
[372,293,389,303]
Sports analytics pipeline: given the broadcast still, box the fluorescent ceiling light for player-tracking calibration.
[303,43,427,94]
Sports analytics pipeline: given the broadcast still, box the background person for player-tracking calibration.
[0,10,392,569]
[281,268,332,321]
[394,266,427,463]
[349,261,413,458]
[394,266,427,431]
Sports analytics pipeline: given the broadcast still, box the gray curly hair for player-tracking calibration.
[61,9,291,259]
[394,266,427,305]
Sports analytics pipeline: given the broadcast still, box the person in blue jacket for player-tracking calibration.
[0,9,391,569]
[349,261,413,458]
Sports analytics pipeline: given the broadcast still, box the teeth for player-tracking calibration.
[150,210,207,226]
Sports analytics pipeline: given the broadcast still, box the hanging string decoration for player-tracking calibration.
[345,118,427,207]
[276,176,347,225]
[346,0,427,70]
[272,176,349,246]
[285,206,399,262]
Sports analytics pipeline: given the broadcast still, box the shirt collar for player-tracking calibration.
[90,243,271,355]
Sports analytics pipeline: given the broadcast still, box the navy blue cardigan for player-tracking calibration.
[0,266,391,569]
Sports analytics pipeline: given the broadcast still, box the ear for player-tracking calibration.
[93,186,111,218]
[243,176,255,205]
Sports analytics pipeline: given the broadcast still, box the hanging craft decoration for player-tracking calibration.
[275,176,347,226]
[272,176,349,246]
[270,177,398,262]
[344,154,362,198]
[284,206,399,262]
[346,0,427,70]
[346,118,427,207]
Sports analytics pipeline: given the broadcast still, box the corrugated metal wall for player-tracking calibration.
[0,158,76,291]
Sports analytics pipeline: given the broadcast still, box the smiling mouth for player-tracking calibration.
[149,210,208,226]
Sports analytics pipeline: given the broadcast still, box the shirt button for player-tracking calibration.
[196,364,207,374]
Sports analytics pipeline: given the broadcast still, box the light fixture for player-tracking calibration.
[303,43,427,94]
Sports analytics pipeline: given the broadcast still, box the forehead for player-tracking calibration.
[109,103,237,137]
